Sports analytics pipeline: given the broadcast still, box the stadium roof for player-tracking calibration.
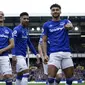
[5,13,85,17]
[1,0,85,17]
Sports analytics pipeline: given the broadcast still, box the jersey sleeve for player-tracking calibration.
[39,35,43,45]
[65,19,72,24]
[42,23,48,36]
[12,28,19,56]
[8,29,13,40]
[12,28,19,37]
[27,35,37,55]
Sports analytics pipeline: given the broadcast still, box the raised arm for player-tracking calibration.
[65,20,74,30]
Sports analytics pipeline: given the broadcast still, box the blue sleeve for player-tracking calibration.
[39,35,43,44]
[12,28,19,56]
[12,35,17,56]
[12,27,20,37]
[65,19,72,25]
[8,28,13,40]
[42,23,48,36]
[12,27,21,47]
[27,35,37,55]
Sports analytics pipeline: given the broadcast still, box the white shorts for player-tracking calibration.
[43,63,48,75]
[0,56,12,75]
[16,55,28,72]
[43,64,63,75]
[48,52,74,69]
[57,69,62,74]
[41,56,48,75]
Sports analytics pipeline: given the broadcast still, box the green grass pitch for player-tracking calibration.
[27,83,85,85]
[0,82,85,85]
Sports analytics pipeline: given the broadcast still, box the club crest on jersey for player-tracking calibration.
[5,30,9,34]
[49,24,53,27]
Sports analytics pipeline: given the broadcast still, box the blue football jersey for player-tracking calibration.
[12,25,37,57]
[0,26,13,56]
[42,19,71,53]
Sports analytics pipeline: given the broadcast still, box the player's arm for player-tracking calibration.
[41,23,48,57]
[42,35,47,56]
[38,43,43,57]
[27,35,40,63]
[0,29,14,54]
[0,39,14,54]
[41,23,49,63]
[12,28,19,73]
[12,28,20,56]
[12,45,17,74]
[42,35,48,63]
[65,20,74,30]
[11,36,17,63]
[27,35,37,55]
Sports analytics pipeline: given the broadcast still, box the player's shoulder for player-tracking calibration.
[62,19,71,23]
[44,20,52,24]
[13,24,22,31]
[43,20,52,27]
[4,26,12,32]
[59,19,72,25]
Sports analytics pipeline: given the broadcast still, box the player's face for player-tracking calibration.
[51,7,61,19]
[0,11,4,22]
[20,15,29,27]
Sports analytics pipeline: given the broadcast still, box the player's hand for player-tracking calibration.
[36,54,40,64]
[65,23,73,30]
[44,55,48,64]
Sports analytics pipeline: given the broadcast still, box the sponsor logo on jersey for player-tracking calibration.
[49,26,64,32]
[0,34,8,38]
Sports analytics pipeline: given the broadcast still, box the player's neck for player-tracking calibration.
[52,17,60,21]
[20,23,28,28]
[0,22,4,26]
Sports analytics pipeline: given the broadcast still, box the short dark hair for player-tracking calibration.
[50,3,61,9]
[20,12,29,17]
